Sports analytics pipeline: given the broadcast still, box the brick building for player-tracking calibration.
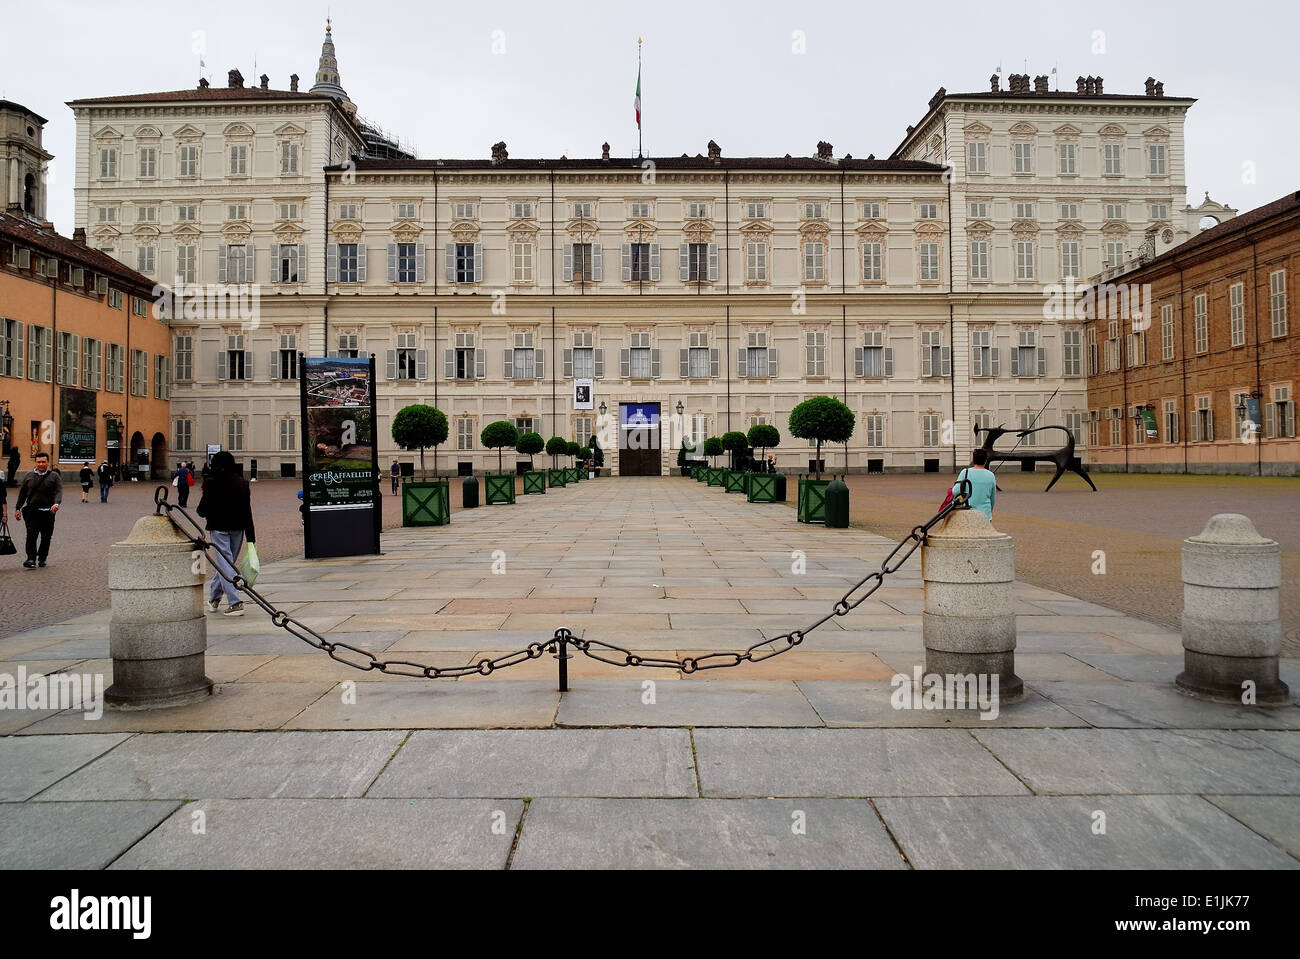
[1085,190,1298,474]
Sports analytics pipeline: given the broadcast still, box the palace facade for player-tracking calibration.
[67,26,1229,475]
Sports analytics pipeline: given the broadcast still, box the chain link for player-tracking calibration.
[154,476,971,681]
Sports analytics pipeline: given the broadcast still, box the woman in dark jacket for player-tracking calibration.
[196,451,256,616]
[96,461,113,502]
[79,463,94,503]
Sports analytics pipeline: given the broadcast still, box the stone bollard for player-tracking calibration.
[105,515,213,709]
[1176,514,1290,706]
[922,509,1024,704]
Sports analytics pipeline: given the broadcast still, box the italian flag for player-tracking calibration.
[634,65,641,127]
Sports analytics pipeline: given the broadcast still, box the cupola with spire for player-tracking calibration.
[309,18,355,114]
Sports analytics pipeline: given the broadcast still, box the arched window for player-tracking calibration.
[23,172,37,215]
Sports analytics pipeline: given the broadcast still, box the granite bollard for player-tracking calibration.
[921,508,1024,704]
[1176,513,1290,706]
[105,515,213,709]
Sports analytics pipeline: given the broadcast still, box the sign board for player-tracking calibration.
[300,354,380,558]
[1140,407,1158,440]
[573,379,594,410]
[57,388,97,463]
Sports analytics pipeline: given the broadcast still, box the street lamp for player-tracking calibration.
[675,401,684,416]
[598,401,607,416]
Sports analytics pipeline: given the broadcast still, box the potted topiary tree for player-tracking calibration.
[789,396,855,523]
[517,431,546,494]
[565,441,582,483]
[391,404,451,525]
[546,435,568,487]
[480,420,519,504]
[720,430,749,493]
[746,423,783,503]
[702,436,725,486]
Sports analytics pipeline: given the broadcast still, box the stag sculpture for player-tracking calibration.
[974,424,1098,492]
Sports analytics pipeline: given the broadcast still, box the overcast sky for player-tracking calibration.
[4,0,1296,234]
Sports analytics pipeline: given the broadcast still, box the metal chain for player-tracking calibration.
[154,477,971,680]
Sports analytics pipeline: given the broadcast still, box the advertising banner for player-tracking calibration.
[58,388,97,463]
[300,355,380,558]
[1140,407,1158,440]
[573,379,594,410]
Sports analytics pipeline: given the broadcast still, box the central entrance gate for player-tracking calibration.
[618,402,661,475]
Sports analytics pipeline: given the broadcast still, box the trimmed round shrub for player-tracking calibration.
[702,436,723,464]
[480,420,519,474]
[546,435,568,465]
[516,431,545,467]
[391,404,448,474]
[789,396,854,478]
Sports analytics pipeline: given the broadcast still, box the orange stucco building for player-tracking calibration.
[1,211,171,481]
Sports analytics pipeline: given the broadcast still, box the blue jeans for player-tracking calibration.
[208,530,245,605]
[100,484,110,502]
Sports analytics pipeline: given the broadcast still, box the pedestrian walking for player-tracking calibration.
[950,448,997,521]
[173,460,193,508]
[97,461,114,502]
[79,462,93,503]
[196,450,256,616]
[14,451,62,569]
[390,460,401,494]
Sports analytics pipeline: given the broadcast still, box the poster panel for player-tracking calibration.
[58,388,97,463]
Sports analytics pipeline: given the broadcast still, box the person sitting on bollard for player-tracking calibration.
[950,448,996,520]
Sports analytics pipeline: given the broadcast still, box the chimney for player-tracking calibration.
[1094,77,1103,94]
[1034,75,1048,93]
[990,73,1000,93]
[290,73,299,92]
[259,74,269,90]
[1145,76,1156,96]
[1154,81,1164,97]
[601,141,610,161]
[198,77,210,89]
[72,227,87,247]
[490,141,508,163]
[1076,76,1086,94]
[906,125,915,136]
[928,87,946,111]
[228,68,244,89]
[707,139,721,161]
[816,141,833,160]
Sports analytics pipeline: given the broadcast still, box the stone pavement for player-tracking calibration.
[0,477,1297,869]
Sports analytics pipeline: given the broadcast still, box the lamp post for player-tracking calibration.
[1235,392,1263,475]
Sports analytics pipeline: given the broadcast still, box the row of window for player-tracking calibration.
[970,199,1170,223]
[99,201,305,226]
[965,139,1168,177]
[0,319,169,398]
[97,141,302,181]
[1092,271,1289,375]
[1089,388,1295,446]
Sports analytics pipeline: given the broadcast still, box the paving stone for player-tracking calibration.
[0,733,132,800]
[694,728,1030,797]
[18,682,332,734]
[673,651,895,681]
[876,650,1119,683]
[511,798,907,869]
[1068,653,1185,682]
[283,680,560,729]
[555,680,823,728]
[973,728,1300,794]
[387,629,567,651]
[109,799,521,869]
[1204,796,1300,858]
[37,730,406,800]
[1028,681,1300,728]
[8,638,109,660]
[369,729,696,798]
[875,796,1299,869]
[0,800,180,869]
[1239,730,1300,763]
[796,681,1090,728]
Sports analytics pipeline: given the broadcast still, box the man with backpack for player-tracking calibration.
[97,461,114,502]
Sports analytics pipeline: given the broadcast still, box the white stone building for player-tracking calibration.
[69,35,1216,475]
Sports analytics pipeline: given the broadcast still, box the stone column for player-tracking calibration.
[105,515,213,709]
[1176,514,1290,706]
[922,509,1024,703]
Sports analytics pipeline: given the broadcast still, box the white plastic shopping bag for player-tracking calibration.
[239,542,261,587]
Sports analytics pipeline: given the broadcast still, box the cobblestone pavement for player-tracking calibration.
[808,472,1300,656]
[0,475,1296,869]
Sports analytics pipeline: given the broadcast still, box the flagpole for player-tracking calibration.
[637,38,643,159]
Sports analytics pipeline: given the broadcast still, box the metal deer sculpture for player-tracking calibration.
[974,424,1098,492]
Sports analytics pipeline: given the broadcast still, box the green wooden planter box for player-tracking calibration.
[566,467,581,484]
[724,470,746,494]
[484,473,517,505]
[747,472,778,503]
[401,480,450,526]
[695,467,707,483]
[548,468,567,488]
[522,471,546,495]
[797,475,845,523]
[706,467,725,487]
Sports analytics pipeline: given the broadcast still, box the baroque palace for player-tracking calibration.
[61,24,1238,475]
